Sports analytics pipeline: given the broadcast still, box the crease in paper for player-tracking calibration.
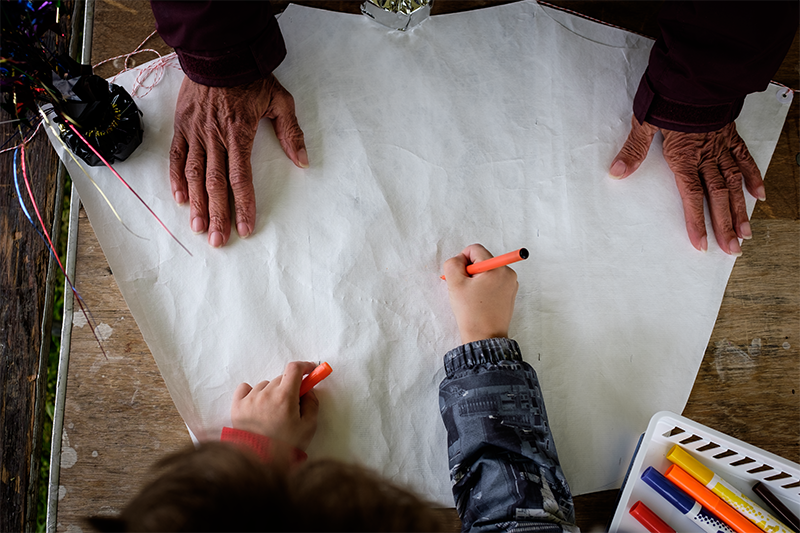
[47,1,790,505]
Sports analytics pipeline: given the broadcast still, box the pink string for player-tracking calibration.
[19,143,108,357]
[0,118,45,154]
[94,30,180,98]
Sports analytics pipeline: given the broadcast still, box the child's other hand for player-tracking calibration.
[444,244,519,345]
[231,361,319,451]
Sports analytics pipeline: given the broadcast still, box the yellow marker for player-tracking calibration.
[667,445,791,533]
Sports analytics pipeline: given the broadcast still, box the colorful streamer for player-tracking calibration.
[64,120,193,257]
[14,143,107,357]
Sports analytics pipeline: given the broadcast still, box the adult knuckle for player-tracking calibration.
[205,170,228,193]
[189,197,205,214]
[228,128,256,152]
[706,188,730,210]
[208,212,227,230]
[702,172,726,194]
[183,162,204,184]
[285,122,305,142]
[169,144,186,164]
[679,178,704,200]
[725,173,744,191]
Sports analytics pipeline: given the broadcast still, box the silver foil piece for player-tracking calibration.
[361,0,432,31]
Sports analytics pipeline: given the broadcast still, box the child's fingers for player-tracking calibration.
[232,382,253,401]
[461,243,494,266]
[280,361,318,397]
[444,254,469,282]
[252,380,270,392]
[299,390,320,419]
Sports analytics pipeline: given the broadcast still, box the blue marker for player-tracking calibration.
[641,467,735,533]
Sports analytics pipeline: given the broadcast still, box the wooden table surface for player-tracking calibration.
[54,2,798,532]
[0,2,76,531]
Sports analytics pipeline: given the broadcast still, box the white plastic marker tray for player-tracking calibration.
[610,411,800,532]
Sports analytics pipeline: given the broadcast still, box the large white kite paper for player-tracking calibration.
[50,2,790,504]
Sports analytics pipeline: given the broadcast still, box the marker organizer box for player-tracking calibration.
[609,411,800,532]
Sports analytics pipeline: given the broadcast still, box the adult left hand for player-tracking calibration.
[608,117,765,255]
[170,74,308,247]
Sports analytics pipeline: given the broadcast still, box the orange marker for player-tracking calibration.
[665,465,761,533]
[441,248,529,280]
[299,362,332,397]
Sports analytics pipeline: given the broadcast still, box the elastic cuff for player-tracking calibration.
[221,427,307,465]
[443,338,522,376]
[632,70,743,133]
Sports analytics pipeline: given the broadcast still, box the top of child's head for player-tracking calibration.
[86,442,450,533]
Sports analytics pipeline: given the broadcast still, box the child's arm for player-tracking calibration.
[222,361,320,464]
[440,244,577,532]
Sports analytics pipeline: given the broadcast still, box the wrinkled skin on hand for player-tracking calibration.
[170,74,308,247]
[609,117,765,256]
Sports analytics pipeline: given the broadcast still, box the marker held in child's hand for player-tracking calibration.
[299,362,332,397]
[441,248,529,280]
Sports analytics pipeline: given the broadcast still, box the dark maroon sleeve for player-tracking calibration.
[633,1,798,133]
[149,1,286,87]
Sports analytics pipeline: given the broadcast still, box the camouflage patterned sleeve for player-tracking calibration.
[439,338,578,532]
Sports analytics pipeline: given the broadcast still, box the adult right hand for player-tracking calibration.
[443,244,519,345]
[170,74,308,247]
[609,117,764,256]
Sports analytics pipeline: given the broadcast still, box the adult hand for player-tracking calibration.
[443,244,519,345]
[231,361,319,451]
[609,117,765,256]
[170,74,309,247]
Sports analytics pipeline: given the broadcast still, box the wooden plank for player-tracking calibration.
[54,3,799,533]
[0,2,75,531]
[684,219,800,458]
[55,210,191,532]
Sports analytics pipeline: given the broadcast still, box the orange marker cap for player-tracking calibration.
[299,362,332,397]
[664,465,761,533]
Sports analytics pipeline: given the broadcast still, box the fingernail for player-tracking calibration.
[237,222,251,238]
[609,160,626,179]
[297,147,309,169]
[740,221,752,239]
[210,231,224,248]
[191,217,206,234]
[174,190,186,204]
[728,238,742,257]
[699,235,708,253]
[756,185,766,201]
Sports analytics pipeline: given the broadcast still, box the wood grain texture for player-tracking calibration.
[0,3,74,531]
[56,3,798,533]
[684,219,800,458]
[55,210,191,533]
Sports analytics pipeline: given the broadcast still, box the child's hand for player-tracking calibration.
[231,361,319,451]
[444,244,519,345]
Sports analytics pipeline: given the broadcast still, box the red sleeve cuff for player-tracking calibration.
[221,427,307,465]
